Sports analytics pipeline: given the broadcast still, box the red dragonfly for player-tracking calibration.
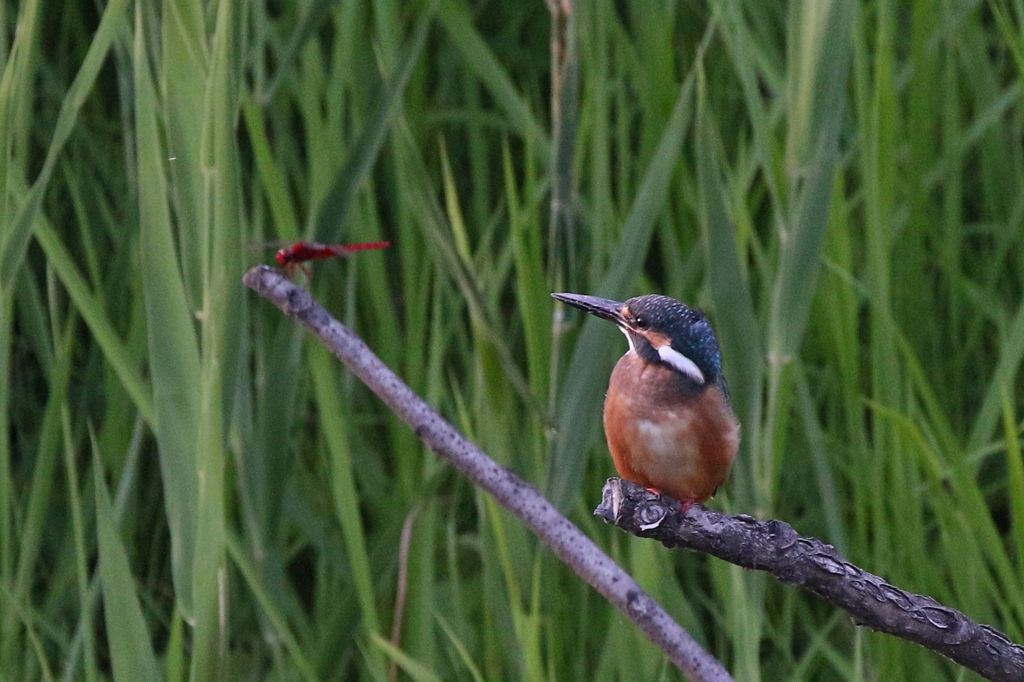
[274,240,390,279]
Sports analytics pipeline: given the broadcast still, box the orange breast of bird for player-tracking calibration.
[602,352,739,504]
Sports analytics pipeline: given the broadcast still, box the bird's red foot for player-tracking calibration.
[644,488,694,514]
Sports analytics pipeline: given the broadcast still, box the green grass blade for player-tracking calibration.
[1001,387,1024,584]
[795,369,847,554]
[968,298,1024,452]
[242,95,300,242]
[694,61,764,508]
[314,7,433,242]
[0,582,55,682]
[308,345,383,638]
[393,123,546,422]
[225,533,321,682]
[257,0,336,102]
[188,0,238,675]
[135,3,201,622]
[768,1,852,364]
[438,0,548,151]
[0,0,42,240]
[61,338,96,682]
[93,443,161,682]
[5,304,72,670]
[161,0,208,298]
[369,634,443,682]
[0,0,131,292]
[31,220,155,426]
[435,612,486,682]
[0,290,10,666]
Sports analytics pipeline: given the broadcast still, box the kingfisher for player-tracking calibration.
[552,292,739,513]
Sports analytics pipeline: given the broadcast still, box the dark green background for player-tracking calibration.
[1,1,1022,680]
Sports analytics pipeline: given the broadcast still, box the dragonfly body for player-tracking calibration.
[274,241,389,278]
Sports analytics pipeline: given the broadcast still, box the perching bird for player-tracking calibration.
[552,293,739,512]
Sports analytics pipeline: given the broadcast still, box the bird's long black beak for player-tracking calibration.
[551,293,625,325]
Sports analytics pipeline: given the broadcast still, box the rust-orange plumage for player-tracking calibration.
[552,293,739,512]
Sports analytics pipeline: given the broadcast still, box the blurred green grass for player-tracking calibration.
[2,1,1024,680]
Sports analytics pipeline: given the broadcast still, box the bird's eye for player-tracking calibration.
[634,316,646,329]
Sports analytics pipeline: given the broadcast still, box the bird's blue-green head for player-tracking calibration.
[551,292,725,390]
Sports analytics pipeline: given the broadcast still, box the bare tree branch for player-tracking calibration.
[595,477,1024,682]
[242,265,733,682]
